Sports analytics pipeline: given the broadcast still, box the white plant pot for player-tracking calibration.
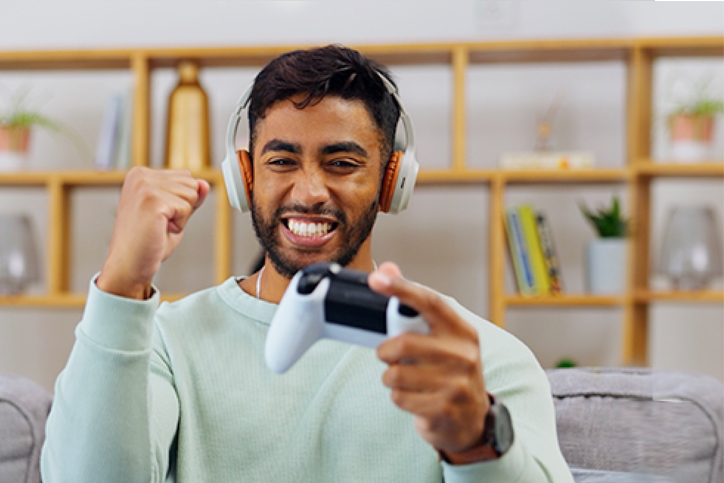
[670,140,710,162]
[586,238,627,294]
[0,150,26,172]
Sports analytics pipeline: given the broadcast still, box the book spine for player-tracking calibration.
[504,210,526,295]
[536,212,563,294]
[114,90,133,171]
[506,208,536,296]
[518,205,551,295]
[94,95,122,171]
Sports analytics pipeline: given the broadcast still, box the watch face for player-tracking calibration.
[493,402,514,455]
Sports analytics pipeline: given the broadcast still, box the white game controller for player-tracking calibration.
[264,262,429,374]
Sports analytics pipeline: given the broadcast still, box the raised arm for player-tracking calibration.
[41,168,210,482]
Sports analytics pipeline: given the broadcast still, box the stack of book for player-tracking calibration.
[505,204,563,296]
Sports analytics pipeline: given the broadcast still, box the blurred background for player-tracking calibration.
[0,0,722,392]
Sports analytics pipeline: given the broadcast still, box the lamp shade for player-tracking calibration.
[658,206,723,290]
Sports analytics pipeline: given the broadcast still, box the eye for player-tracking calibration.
[266,158,298,170]
[326,159,359,172]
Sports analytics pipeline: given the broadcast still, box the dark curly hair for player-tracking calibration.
[247,45,400,164]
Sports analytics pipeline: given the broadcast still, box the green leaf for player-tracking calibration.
[578,195,628,238]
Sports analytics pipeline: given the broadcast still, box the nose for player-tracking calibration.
[290,168,330,207]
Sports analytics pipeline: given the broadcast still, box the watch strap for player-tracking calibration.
[437,394,506,465]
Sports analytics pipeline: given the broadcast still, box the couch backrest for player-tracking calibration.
[547,367,724,483]
[0,374,52,483]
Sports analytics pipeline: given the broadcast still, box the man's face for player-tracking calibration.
[250,95,384,278]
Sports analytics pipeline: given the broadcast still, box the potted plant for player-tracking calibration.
[579,195,628,294]
[0,86,72,171]
[665,72,724,162]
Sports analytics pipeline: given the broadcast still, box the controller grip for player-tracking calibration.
[265,274,328,374]
[386,297,429,338]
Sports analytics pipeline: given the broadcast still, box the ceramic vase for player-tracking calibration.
[585,238,626,294]
[165,61,210,170]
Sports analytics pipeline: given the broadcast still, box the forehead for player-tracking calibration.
[253,95,383,152]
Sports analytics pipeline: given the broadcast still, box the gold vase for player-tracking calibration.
[164,61,210,170]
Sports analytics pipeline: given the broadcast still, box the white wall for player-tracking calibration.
[1,1,723,392]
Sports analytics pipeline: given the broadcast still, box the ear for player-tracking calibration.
[378,151,403,213]
[237,149,253,208]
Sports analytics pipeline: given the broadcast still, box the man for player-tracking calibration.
[42,45,573,482]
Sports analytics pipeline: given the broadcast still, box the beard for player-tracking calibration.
[251,199,378,279]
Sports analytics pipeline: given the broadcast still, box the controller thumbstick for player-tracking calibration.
[398,303,419,317]
[297,262,339,294]
[298,273,323,294]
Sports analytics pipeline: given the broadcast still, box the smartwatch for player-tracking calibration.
[438,394,514,465]
[480,394,514,457]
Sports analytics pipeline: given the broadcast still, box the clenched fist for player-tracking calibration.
[97,167,210,299]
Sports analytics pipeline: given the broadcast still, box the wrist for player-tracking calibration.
[96,270,154,300]
[437,394,514,465]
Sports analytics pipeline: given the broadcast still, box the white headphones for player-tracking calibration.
[220,72,419,214]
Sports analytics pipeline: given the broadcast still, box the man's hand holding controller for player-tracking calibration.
[96,167,210,300]
[369,262,493,463]
[266,261,494,463]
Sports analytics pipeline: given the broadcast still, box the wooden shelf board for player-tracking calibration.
[0,169,224,187]
[1,37,718,73]
[634,162,724,178]
[505,294,624,307]
[0,293,87,308]
[635,290,724,303]
[0,291,191,308]
[468,38,631,64]
[416,169,496,185]
[0,170,126,186]
[5,164,718,187]
[636,37,724,58]
[500,169,630,184]
[0,50,133,71]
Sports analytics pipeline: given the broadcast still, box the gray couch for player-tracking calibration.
[0,375,52,483]
[1,368,722,482]
[548,367,724,483]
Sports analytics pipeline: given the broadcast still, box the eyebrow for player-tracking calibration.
[320,142,368,158]
[261,139,302,156]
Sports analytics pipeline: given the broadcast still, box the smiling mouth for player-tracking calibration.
[282,217,339,238]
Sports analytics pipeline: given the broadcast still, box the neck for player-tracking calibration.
[239,252,376,304]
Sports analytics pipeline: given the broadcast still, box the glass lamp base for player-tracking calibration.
[0,278,31,296]
[670,276,709,291]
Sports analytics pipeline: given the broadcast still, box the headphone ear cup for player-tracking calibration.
[379,151,403,213]
[237,150,253,210]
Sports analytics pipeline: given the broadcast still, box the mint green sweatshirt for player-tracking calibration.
[41,276,574,482]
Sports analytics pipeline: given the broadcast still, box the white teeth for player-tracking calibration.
[288,220,332,237]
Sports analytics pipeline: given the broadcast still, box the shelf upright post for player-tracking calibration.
[131,52,151,168]
[489,173,506,327]
[451,45,469,173]
[623,43,654,366]
[47,176,70,298]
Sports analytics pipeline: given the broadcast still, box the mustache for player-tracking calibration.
[274,203,347,225]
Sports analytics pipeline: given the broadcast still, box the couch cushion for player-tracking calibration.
[0,374,52,483]
[570,467,674,483]
[547,368,723,483]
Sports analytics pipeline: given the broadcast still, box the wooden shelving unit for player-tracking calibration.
[0,37,722,366]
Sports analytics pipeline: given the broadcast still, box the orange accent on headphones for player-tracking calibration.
[237,150,254,208]
[379,150,403,213]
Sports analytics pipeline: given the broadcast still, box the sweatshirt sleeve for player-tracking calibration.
[41,276,180,483]
[439,298,575,483]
